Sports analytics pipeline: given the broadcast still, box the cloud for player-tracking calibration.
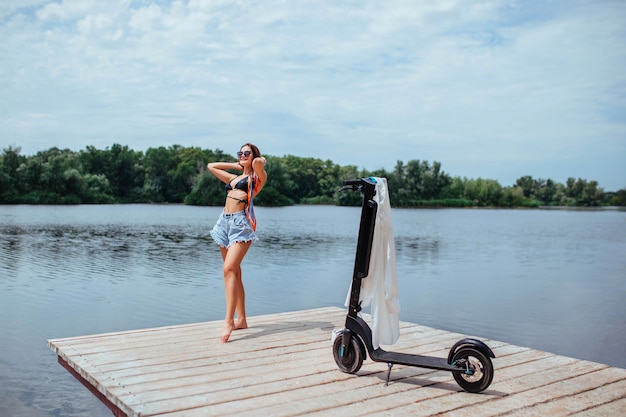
[1,0,625,189]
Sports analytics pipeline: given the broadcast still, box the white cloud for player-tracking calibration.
[1,0,625,189]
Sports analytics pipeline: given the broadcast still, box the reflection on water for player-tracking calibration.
[1,204,625,416]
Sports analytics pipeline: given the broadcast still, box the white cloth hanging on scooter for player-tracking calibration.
[345,177,400,349]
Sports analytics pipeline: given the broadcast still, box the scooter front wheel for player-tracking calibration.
[332,332,364,374]
[451,347,494,393]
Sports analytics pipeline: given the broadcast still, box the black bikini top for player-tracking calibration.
[225,176,249,193]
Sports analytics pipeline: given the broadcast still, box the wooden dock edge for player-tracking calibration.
[57,354,128,417]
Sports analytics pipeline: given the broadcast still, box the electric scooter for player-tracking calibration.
[332,177,495,393]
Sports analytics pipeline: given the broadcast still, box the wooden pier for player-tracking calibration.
[48,307,626,416]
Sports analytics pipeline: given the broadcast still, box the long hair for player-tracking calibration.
[241,143,262,231]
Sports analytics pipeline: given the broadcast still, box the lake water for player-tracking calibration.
[1,204,625,416]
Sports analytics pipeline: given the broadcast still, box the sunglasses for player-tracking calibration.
[237,150,252,158]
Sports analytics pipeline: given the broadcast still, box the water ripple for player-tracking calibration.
[1,205,625,417]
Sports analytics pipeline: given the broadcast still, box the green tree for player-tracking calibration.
[564,177,603,206]
[184,171,225,206]
[404,159,425,200]
[1,143,616,208]
[609,189,626,206]
[143,146,179,202]
[254,155,295,206]
[317,160,342,200]
[565,177,584,200]
[475,179,503,206]
[82,173,115,203]
[424,161,452,200]
[501,186,525,207]
[387,161,406,204]
[15,157,42,195]
[580,180,603,207]
[337,164,363,206]
[441,176,466,199]
[281,155,323,203]
[185,148,239,206]
[170,146,205,202]
[515,175,537,198]
[103,144,144,201]
[536,178,557,205]
[0,146,25,202]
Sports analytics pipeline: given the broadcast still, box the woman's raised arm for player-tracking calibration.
[207,162,242,184]
[252,157,267,191]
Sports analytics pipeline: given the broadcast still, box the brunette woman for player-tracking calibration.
[207,143,267,342]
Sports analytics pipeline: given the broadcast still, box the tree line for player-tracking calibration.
[1,145,624,207]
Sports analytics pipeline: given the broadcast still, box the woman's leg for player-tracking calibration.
[234,264,248,331]
[220,241,252,342]
[219,245,248,329]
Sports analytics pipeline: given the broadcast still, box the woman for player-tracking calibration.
[207,143,267,343]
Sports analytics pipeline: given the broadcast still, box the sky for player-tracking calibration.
[1,0,625,190]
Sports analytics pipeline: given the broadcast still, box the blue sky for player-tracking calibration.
[1,0,625,190]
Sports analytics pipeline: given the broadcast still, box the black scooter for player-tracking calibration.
[333,177,495,393]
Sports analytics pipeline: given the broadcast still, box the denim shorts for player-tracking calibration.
[210,211,258,248]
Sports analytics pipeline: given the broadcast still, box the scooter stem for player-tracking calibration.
[346,178,378,317]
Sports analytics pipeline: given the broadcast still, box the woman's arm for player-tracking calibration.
[207,162,242,184]
[252,157,267,192]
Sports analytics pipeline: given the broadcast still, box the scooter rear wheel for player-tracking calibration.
[332,333,364,374]
[451,347,494,393]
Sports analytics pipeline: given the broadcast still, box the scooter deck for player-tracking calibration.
[370,348,460,372]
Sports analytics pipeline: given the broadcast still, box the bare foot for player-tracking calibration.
[221,321,235,343]
[235,318,248,330]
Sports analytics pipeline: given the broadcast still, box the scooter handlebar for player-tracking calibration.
[339,179,361,193]
[342,179,364,186]
[341,177,378,193]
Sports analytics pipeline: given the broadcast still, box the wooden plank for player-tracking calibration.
[238,350,556,417]
[506,376,626,416]
[48,307,626,417]
[569,396,626,416]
